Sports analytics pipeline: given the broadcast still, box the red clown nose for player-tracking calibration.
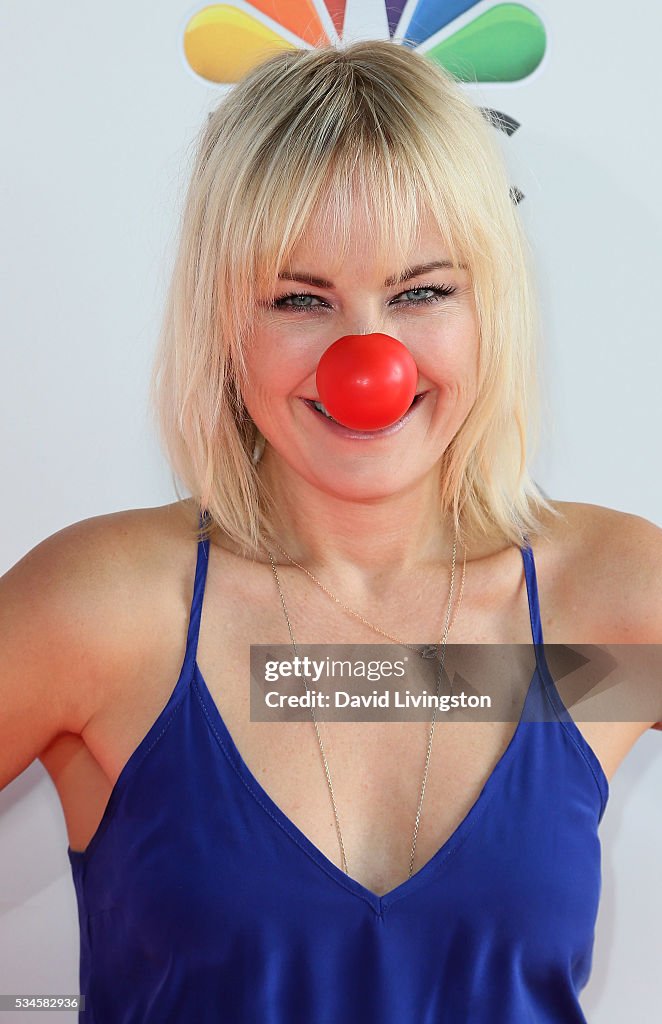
[315,333,418,431]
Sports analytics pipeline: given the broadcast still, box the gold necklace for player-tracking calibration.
[266,524,460,883]
[270,537,467,657]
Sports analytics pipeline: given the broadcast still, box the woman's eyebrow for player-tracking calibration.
[277,260,467,290]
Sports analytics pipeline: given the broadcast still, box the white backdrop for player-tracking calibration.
[1,1,660,1021]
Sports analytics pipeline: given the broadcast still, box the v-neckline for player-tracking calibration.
[192,658,538,917]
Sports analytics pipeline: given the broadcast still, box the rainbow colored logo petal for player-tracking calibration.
[183,1,546,86]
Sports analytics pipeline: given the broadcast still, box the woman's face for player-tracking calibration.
[243,205,480,499]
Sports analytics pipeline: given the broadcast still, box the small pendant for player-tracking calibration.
[419,644,440,659]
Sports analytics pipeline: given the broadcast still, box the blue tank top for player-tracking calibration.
[68,520,609,1023]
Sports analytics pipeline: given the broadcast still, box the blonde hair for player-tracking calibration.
[149,39,563,556]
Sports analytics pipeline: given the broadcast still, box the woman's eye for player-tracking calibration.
[393,285,456,306]
[270,284,456,313]
[273,293,325,311]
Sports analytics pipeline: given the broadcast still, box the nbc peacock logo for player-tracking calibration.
[181,0,547,203]
[181,1,546,86]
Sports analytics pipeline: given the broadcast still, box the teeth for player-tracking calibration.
[309,393,425,426]
[312,400,336,420]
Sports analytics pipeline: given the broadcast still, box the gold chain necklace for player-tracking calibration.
[270,537,467,657]
[265,525,462,882]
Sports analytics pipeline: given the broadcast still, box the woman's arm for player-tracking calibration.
[612,511,662,730]
[0,516,136,791]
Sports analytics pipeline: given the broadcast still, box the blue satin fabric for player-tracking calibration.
[68,521,609,1023]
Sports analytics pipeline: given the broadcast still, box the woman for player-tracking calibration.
[2,39,660,1023]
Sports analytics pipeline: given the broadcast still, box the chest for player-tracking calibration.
[171,550,611,897]
[45,544,642,897]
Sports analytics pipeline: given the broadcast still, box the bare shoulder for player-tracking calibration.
[0,501,199,790]
[34,498,197,607]
[537,499,662,730]
[33,500,199,735]
[548,499,661,636]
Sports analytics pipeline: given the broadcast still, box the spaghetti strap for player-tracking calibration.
[186,508,211,666]
[520,542,544,646]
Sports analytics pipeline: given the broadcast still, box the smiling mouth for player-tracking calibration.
[300,391,429,423]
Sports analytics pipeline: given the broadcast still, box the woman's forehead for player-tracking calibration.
[276,206,455,276]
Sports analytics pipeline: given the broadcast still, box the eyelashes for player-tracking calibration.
[268,283,457,314]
